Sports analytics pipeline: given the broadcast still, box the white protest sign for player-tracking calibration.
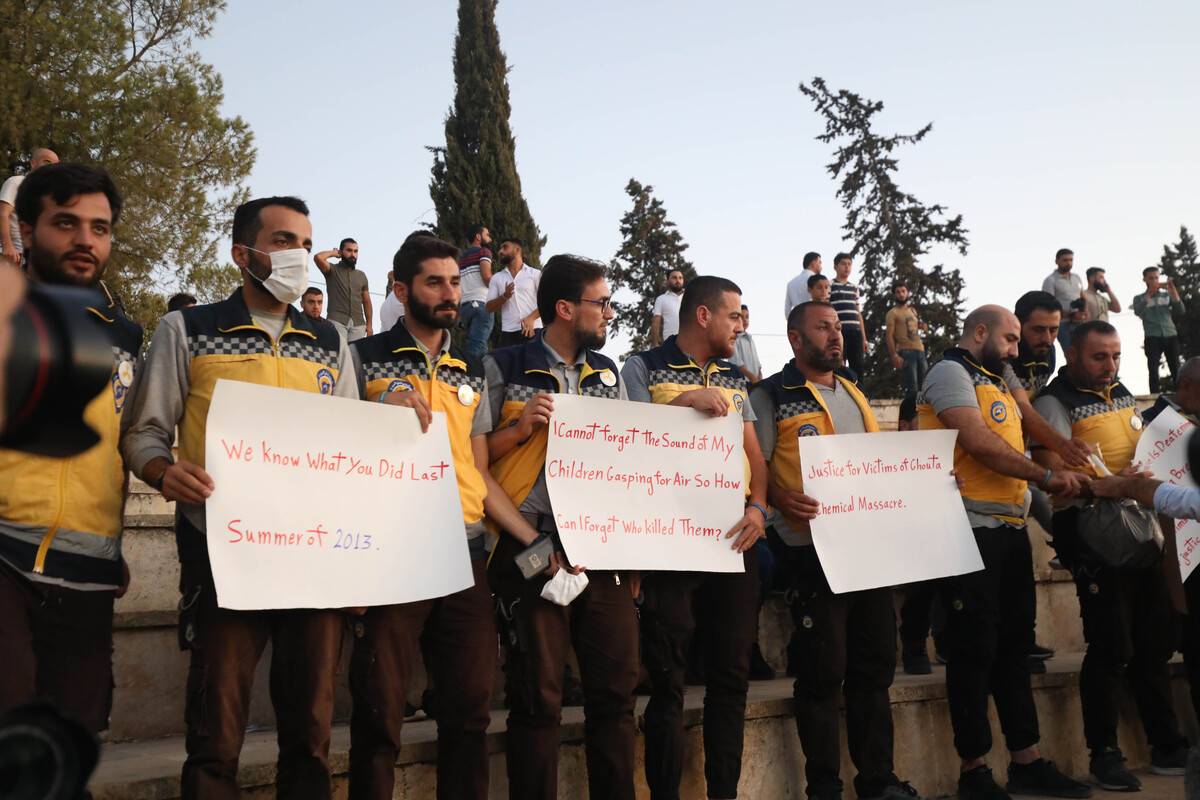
[1133,406,1200,582]
[545,394,746,572]
[204,379,472,610]
[798,429,982,594]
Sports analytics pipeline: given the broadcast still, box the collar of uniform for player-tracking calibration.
[662,334,730,377]
[541,337,586,370]
[944,346,1008,386]
[386,319,466,372]
[1052,366,1123,403]
[1015,338,1052,374]
[520,332,609,385]
[780,359,858,392]
[214,288,319,340]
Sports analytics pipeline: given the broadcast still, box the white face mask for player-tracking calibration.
[243,246,309,304]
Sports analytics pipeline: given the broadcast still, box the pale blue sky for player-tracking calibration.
[197,1,1199,393]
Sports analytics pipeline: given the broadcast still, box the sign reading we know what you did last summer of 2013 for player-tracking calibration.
[545,394,747,572]
[204,379,474,610]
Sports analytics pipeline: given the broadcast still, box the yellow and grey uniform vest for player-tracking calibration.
[0,302,143,585]
[1041,371,1141,475]
[489,338,620,510]
[759,363,879,500]
[1010,340,1053,400]
[918,347,1027,526]
[175,290,343,560]
[635,336,753,496]
[353,325,488,525]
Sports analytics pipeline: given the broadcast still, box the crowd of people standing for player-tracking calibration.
[1,154,1199,800]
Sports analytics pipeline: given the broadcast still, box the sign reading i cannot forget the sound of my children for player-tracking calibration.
[204,380,473,610]
[545,394,747,572]
[1133,406,1200,583]
[798,429,982,594]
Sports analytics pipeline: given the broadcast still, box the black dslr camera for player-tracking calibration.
[1,283,114,457]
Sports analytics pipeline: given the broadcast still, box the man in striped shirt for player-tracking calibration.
[830,253,866,379]
[458,224,495,357]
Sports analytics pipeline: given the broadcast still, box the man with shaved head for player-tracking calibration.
[918,305,1091,800]
[0,147,60,265]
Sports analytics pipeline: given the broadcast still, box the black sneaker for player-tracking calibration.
[1089,748,1140,792]
[958,765,1009,800]
[1007,759,1092,798]
[1150,745,1187,776]
[1030,643,1055,660]
[859,776,923,800]
[902,643,932,675]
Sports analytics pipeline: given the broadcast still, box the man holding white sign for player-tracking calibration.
[484,254,639,800]
[751,301,921,800]
[1031,321,1188,787]
[622,275,768,800]
[121,196,358,799]
[917,305,1091,800]
[347,233,544,800]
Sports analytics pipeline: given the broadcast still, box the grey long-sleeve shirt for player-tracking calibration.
[119,309,358,533]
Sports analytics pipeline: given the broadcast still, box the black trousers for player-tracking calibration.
[841,326,865,381]
[1183,570,1200,723]
[940,525,1040,760]
[781,545,897,798]
[495,330,535,350]
[1053,508,1185,754]
[1146,336,1181,394]
[898,580,943,650]
[640,552,760,800]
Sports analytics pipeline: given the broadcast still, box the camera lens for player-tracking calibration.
[1,284,114,457]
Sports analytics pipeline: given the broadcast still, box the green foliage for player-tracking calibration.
[1159,225,1199,357]
[0,0,254,335]
[608,179,696,355]
[428,0,543,263]
[800,77,969,397]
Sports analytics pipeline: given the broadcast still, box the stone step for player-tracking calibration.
[90,653,1198,800]
[108,521,1089,741]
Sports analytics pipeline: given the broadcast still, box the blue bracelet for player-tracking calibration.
[746,502,767,521]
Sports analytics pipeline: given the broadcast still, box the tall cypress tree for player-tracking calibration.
[800,77,969,397]
[1161,225,1199,357]
[428,0,544,262]
[609,178,697,355]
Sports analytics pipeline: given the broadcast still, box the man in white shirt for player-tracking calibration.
[784,251,822,318]
[0,147,59,265]
[1040,248,1084,350]
[485,237,541,349]
[650,268,685,346]
[730,303,762,382]
[379,283,404,332]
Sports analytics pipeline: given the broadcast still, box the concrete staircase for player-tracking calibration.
[91,398,1199,797]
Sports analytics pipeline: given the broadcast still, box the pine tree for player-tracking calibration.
[608,179,696,355]
[1165,225,1200,357]
[800,77,969,397]
[0,0,254,333]
[428,0,544,262]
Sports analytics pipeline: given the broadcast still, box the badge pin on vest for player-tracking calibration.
[458,384,474,405]
[600,370,617,387]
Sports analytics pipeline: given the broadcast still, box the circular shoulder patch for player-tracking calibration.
[387,379,414,393]
[732,393,745,412]
[989,400,1008,423]
[316,368,335,395]
[798,423,820,437]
